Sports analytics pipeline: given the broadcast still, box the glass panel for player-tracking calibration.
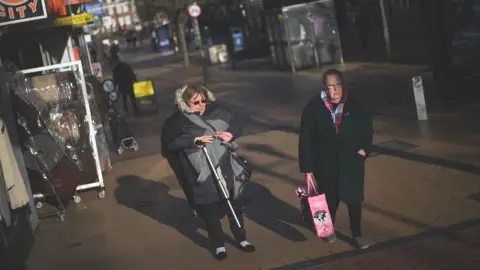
[451,0,480,68]
[281,0,343,69]
[283,4,316,69]
[306,0,343,65]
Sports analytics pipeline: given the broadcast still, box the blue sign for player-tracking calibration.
[157,28,170,50]
[85,2,104,16]
[232,31,244,52]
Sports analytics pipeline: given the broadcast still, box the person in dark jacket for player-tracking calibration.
[110,41,119,60]
[112,57,139,115]
[161,85,255,261]
[298,69,373,249]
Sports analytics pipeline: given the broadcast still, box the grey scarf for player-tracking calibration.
[182,113,244,187]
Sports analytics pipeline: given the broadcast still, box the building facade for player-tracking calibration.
[100,0,140,32]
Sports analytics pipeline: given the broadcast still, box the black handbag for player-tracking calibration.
[225,143,252,183]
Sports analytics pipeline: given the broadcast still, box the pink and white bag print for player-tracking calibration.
[306,174,334,238]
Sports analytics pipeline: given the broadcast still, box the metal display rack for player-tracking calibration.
[20,61,106,204]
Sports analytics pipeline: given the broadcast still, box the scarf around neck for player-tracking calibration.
[320,90,347,133]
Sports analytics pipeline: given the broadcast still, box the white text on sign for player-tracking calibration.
[0,0,39,19]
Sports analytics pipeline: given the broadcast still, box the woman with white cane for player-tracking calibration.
[161,85,255,261]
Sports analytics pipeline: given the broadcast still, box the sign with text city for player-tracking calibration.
[0,0,48,26]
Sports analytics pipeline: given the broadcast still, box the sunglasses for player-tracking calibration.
[191,99,207,105]
[326,84,343,89]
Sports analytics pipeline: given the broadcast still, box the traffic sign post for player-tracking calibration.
[188,2,209,85]
[187,3,202,18]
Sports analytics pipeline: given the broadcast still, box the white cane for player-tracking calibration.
[202,146,243,230]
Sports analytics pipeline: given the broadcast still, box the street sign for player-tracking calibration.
[187,3,201,18]
[84,2,104,17]
[0,0,48,27]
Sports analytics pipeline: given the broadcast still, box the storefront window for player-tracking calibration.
[451,0,480,68]
[118,16,125,26]
[125,16,132,26]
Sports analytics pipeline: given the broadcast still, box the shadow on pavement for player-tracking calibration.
[363,203,480,250]
[269,218,480,270]
[115,175,309,251]
[114,175,210,251]
[242,182,308,242]
[225,108,299,137]
[249,161,299,186]
[372,145,480,176]
[243,143,297,161]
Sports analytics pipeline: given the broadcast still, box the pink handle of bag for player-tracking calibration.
[306,173,318,196]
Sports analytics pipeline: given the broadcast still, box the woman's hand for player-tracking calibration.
[195,136,214,147]
[215,132,233,143]
[357,149,366,157]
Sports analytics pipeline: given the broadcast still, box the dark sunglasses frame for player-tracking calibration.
[326,84,343,88]
[192,99,207,105]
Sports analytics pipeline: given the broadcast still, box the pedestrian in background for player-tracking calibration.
[298,69,373,249]
[112,57,139,115]
[110,40,119,61]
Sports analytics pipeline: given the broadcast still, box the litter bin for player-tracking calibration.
[133,80,158,112]
[208,44,229,65]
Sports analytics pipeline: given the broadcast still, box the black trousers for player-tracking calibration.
[120,88,138,113]
[326,195,363,238]
[196,200,246,248]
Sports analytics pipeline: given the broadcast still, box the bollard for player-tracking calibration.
[412,76,428,121]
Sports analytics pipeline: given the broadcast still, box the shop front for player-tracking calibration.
[0,63,37,270]
[421,0,480,98]
[1,1,111,267]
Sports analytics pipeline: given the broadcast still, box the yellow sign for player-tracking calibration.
[55,13,94,26]
[134,80,155,98]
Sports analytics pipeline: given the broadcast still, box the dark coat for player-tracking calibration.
[112,62,137,92]
[161,103,241,205]
[298,94,373,203]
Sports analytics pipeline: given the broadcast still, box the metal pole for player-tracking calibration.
[282,12,297,76]
[308,13,320,68]
[202,147,243,229]
[192,17,209,85]
[177,11,190,68]
[380,0,392,61]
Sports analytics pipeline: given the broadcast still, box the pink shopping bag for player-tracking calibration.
[306,174,334,238]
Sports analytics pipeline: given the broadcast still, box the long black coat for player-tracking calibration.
[298,95,373,203]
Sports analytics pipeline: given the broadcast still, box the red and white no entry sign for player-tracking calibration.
[187,3,202,18]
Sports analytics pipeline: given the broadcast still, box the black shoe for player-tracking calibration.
[239,241,255,252]
[354,236,373,250]
[215,251,227,261]
[323,233,337,243]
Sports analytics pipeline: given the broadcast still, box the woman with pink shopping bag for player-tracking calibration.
[304,173,335,238]
[298,69,373,249]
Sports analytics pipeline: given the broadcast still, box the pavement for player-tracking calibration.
[25,44,480,270]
